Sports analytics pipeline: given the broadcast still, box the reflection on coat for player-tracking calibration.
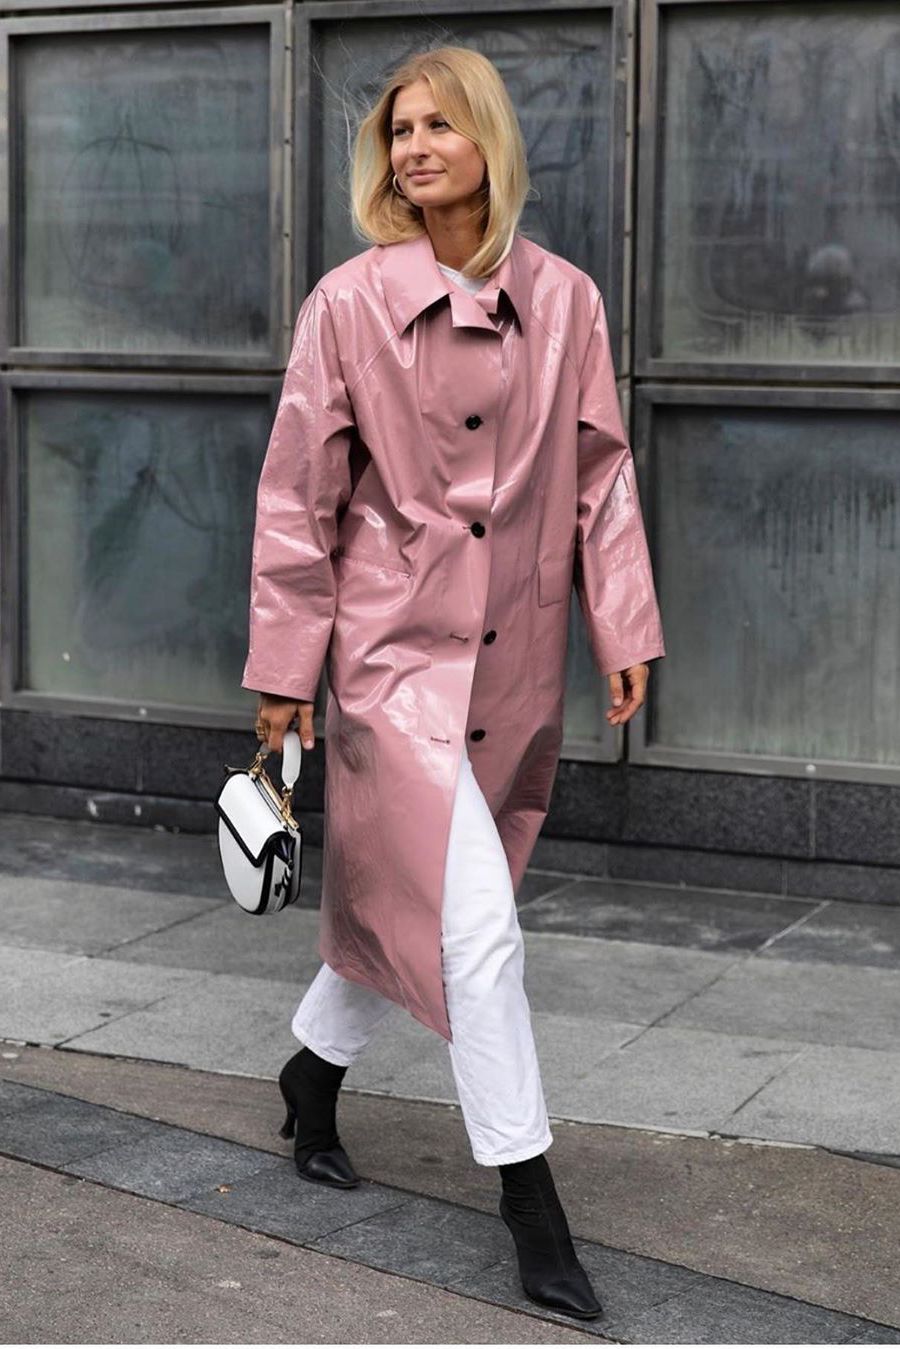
[242,228,665,1040]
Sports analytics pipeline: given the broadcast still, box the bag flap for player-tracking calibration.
[216,772,286,865]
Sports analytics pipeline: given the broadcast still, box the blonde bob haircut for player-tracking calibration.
[350,45,530,281]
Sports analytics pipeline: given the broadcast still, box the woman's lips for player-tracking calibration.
[408,170,442,180]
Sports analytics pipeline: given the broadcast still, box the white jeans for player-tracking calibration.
[291,743,553,1166]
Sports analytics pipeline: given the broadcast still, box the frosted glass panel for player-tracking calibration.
[655,2,900,365]
[18,27,272,355]
[316,13,614,288]
[22,390,271,711]
[650,403,900,765]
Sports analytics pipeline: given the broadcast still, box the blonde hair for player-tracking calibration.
[350,45,529,280]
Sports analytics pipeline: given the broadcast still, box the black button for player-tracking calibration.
[483,630,497,644]
[470,728,486,741]
[465,414,482,430]
[470,521,485,537]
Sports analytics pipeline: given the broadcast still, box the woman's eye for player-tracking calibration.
[391,120,448,136]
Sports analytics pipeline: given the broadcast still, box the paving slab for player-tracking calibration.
[759,899,900,968]
[184,1156,410,1242]
[68,1123,283,1203]
[63,971,308,1076]
[311,1193,512,1286]
[0,953,208,1045]
[532,1015,647,1120]
[521,931,737,1023]
[0,874,221,956]
[110,901,326,981]
[0,1091,158,1165]
[845,1326,900,1345]
[0,1078,52,1117]
[0,1156,597,1344]
[660,956,900,1050]
[600,1274,883,1345]
[543,1024,804,1133]
[0,809,230,898]
[517,878,819,953]
[0,942,81,987]
[724,1043,900,1154]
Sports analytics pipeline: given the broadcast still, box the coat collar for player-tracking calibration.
[379,229,532,335]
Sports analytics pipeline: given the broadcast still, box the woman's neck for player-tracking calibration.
[422,204,484,272]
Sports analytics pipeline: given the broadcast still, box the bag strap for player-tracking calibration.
[280,728,302,790]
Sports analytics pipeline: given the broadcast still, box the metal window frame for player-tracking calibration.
[0,368,284,729]
[293,0,632,369]
[634,0,900,385]
[627,381,900,786]
[0,5,289,371]
[0,0,235,9]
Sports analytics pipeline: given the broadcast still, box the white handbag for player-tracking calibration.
[215,730,303,914]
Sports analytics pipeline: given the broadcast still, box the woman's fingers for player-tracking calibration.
[605,664,649,726]
[298,702,315,750]
[254,694,309,755]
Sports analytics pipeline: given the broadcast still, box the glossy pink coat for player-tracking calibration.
[242,229,665,1040]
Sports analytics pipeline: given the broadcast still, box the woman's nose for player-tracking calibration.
[408,127,430,156]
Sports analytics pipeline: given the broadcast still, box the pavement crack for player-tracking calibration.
[517,876,585,914]
[92,907,221,958]
[627,951,750,1040]
[717,1046,809,1124]
[749,899,832,957]
[55,988,194,1049]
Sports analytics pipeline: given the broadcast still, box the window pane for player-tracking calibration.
[316,13,614,287]
[18,26,272,355]
[654,2,900,366]
[21,390,271,711]
[649,402,900,765]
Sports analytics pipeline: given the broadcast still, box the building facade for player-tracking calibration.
[1,0,899,900]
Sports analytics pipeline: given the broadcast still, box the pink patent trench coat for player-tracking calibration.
[242,228,665,1040]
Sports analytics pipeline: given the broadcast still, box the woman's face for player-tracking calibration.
[389,78,486,209]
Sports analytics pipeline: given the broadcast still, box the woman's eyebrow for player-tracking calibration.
[392,109,444,124]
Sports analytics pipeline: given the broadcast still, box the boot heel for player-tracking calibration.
[278,1103,296,1139]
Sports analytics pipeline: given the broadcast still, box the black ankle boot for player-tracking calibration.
[278,1046,360,1189]
[498,1153,603,1320]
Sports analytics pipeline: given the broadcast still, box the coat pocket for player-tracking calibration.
[538,552,573,606]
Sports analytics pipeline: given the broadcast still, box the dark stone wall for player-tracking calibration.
[2,708,898,902]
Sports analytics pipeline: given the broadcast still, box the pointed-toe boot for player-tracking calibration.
[278,1047,361,1189]
[498,1154,603,1321]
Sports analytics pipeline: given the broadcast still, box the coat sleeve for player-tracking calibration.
[573,288,665,677]
[241,285,355,702]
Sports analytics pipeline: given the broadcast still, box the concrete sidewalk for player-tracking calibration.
[2,809,899,1155]
[1,809,899,1343]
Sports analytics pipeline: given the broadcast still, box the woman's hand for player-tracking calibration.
[605,664,649,726]
[255,693,316,753]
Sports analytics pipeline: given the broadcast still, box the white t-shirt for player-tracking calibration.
[437,261,489,296]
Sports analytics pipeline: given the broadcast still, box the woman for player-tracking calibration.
[243,45,665,1321]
